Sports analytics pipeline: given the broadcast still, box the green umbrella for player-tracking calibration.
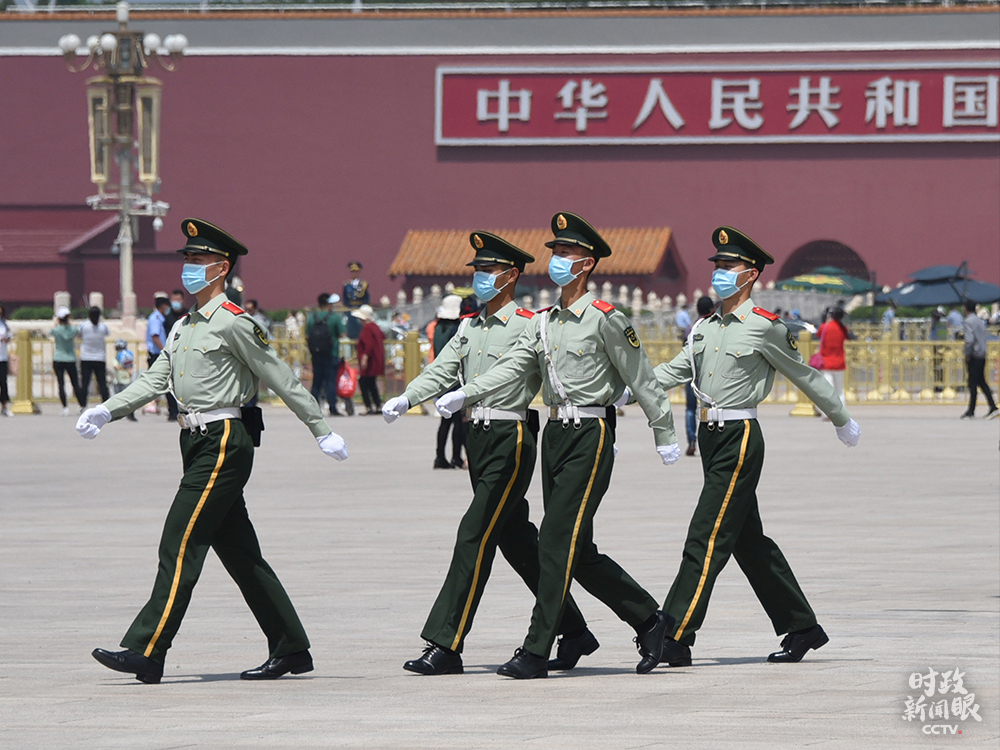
[776,266,874,294]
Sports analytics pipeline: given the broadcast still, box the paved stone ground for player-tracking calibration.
[1,404,997,749]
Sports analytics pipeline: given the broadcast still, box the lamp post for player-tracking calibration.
[58,2,186,328]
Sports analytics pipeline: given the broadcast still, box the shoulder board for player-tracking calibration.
[221,300,245,315]
[592,299,615,314]
[516,308,535,319]
[460,311,478,320]
[752,307,779,322]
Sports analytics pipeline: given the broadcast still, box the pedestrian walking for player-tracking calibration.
[78,306,111,407]
[816,306,850,409]
[76,218,349,685]
[432,295,466,469]
[145,294,172,417]
[960,300,998,419]
[306,293,345,416]
[353,305,385,414]
[383,232,595,676]
[163,290,189,421]
[111,338,138,421]
[51,306,85,415]
[684,297,716,456]
[0,303,12,417]
[648,226,861,672]
[435,212,680,679]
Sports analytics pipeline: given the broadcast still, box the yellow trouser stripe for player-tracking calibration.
[450,422,524,651]
[144,420,231,657]
[675,420,750,641]
[561,419,606,602]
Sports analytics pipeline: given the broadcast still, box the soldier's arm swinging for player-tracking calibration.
[228,316,332,438]
[760,323,851,427]
[102,349,172,420]
[600,313,677,447]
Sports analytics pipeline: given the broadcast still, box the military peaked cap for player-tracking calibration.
[708,226,774,268]
[467,231,535,271]
[544,212,612,258]
[176,218,249,260]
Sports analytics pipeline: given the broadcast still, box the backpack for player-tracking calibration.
[307,313,334,356]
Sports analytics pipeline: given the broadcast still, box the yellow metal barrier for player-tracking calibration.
[9,327,997,410]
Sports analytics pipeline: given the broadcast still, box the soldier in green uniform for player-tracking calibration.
[435,213,681,679]
[383,232,597,676]
[76,219,349,684]
[640,226,861,673]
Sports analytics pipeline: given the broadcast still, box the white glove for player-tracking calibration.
[75,405,112,440]
[613,387,631,409]
[835,419,860,447]
[613,445,619,457]
[317,432,349,461]
[382,395,410,424]
[657,443,682,466]
[435,390,466,418]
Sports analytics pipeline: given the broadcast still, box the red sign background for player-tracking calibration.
[437,64,1000,145]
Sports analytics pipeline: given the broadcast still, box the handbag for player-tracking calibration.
[337,362,358,398]
[809,323,827,370]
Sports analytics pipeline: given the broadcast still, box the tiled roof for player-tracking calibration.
[388,227,675,278]
[0,207,117,263]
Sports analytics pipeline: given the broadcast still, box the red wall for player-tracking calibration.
[1,49,997,311]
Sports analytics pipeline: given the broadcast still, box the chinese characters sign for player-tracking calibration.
[435,64,1000,145]
[902,667,983,736]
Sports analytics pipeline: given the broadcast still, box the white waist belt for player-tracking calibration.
[178,406,241,433]
[549,404,609,426]
[699,407,757,425]
[467,406,527,426]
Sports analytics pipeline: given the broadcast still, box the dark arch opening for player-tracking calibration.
[778,240,870,281]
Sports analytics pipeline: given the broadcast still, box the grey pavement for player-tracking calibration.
[0,403,997,749]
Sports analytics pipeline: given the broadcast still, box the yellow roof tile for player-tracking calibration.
[388,227,674,278]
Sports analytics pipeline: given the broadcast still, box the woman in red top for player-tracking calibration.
[353,305,386,414]
[816,307,849,408]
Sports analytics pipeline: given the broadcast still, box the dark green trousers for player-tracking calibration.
[121,419,309,663]
[422,419,587,653]
[523,418,659,657]
[663,419,816,647]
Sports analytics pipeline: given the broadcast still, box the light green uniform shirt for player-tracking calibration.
[460,292,677,447]
[653,297,851,426]
[104,293,331,438]
[403,300,542,410]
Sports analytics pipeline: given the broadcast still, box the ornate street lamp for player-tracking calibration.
[58,2,187,327]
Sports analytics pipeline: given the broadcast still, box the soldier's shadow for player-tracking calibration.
[164,673,351,684]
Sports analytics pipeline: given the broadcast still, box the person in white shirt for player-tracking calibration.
[78,306,111,406]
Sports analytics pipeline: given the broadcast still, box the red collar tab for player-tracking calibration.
[752,306,779,321]
[460,311,479,319]
[536,305,554,313]
[221,301,245,315]
[592,299,615,314]
[516,308,535,319]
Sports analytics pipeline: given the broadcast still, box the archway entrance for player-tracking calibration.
[778,240,870,281]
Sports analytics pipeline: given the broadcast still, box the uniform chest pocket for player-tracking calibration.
[720,349,757,380]
[564,340,599,379]
[189,340,228,378]
[487,345,506,361]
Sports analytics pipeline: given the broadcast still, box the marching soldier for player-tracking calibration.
[435,213,681,679]
[643,226,861,673]
[76,219,349,684]
[383,232,596,675]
